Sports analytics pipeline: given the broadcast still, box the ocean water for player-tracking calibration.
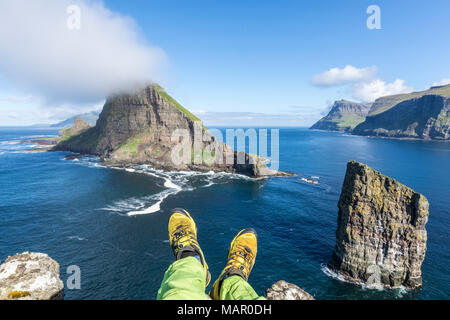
[0,127,449,300]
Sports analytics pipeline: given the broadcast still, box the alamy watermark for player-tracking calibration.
[66,265,81,290]
[170,122,279,171]
[67,5,81,30]
[366,5,381,30]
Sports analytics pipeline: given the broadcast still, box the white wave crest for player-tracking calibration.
[99,165,253,216]
[321,264,409,294]
[0,140,21,145]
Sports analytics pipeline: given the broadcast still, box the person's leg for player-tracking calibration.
[209,228,266,300]
[157,208,210,300]
[157,256,209,300]
[219,275,266,300]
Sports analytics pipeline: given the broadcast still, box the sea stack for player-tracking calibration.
[328,161,429,288]
[53,84,287,178]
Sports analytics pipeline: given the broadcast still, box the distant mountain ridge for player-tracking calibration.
[310,100,371,132]
[310,84,450,140]
[50,111,100,128]
[368,84,450,116]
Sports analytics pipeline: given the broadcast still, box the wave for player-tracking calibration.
[18,134,58,139]
[97,164,252,216]
[0,140,21,145]
[321,264,409,296]
[63,155,254,216]
[127,189,176,216]
[67,236,87,241]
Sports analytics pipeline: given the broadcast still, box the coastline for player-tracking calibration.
[309,128,450,142]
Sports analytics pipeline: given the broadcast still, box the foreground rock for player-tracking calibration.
[266,281,314,300]
[328,161,429,288]
[0,252,64,300]
[54,84,289,178]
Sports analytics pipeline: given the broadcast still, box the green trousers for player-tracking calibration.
[157,257,266,300]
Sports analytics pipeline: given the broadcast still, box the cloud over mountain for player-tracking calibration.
[0,0,167,105]
[352,79,414,103]
[312,65,414,102]
[432,78,450,87]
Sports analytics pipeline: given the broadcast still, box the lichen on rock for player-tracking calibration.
[328,161,429,289]
[0,252,64,300]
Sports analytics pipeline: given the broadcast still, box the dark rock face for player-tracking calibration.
[0,252,64,300]
[328,161,429,289]
[310,100,370,132]
[54,84,285,177]
[353,95,450,140]
[266,281,314,300]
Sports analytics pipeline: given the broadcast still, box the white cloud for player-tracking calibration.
[0,0,167,105]
[352,79,414,102]
[432,78,450,87]
[312,65,377,87]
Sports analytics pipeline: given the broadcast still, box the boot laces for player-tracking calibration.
[171,225,198,252]
[227,243,254,275]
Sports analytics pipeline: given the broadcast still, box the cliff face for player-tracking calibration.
[310,100,370,132]
[353,95,450,140]
[367,84,450,116]
[328,161,429,289]
[54,84,284,177]
[0,252,64,300]
[351,84,450,140]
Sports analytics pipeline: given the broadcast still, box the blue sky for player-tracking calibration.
[1,0,449,126]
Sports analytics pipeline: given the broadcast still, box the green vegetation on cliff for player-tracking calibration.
[369,84,450,116]
[310,100,370,132]
[153,84,201,122]
[353,91,450,140]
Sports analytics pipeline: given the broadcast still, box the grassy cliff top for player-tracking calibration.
[369,84,450,116]
[152,84,201,122]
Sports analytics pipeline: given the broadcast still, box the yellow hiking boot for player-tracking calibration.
[168,208,211,286]
[209,228,258,299]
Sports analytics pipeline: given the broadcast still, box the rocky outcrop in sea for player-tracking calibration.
[0,252,64,300]
[53,84,288,178]
[266,280,314,300]
[328,161,429,288]
[59,116,91,139]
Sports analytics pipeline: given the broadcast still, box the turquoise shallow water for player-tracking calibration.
[0,127,449,299]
